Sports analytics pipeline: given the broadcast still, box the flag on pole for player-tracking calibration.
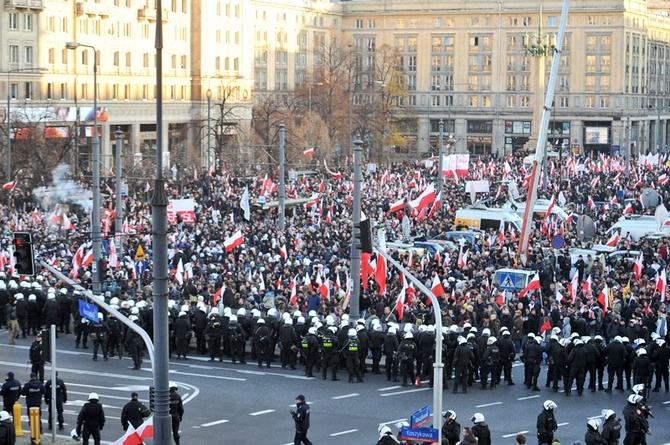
[224,230,244,252]
[109,416,154,445]
[633,252,644,280]
[431,274,445,297]
[303,147,315,156]
[519,273,540,299]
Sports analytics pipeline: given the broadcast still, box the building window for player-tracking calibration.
[25,82,32,100]
[9,45,19,63]
[124,84,130,100]
[585,96,596,107]
[48,48,55,64]
[355,19,363,28]
[24,13,33,31]
[24,46,33,64]
[586,76,596,92]
[600,96,609,107]
[60,83,67,100]
[468,96,478,107]
[47,83,53,100]
[81,83,88,100]
[142,84,149,100]
[601,55,611,72]
[587,16,597,25]
[600,76,610,92]
[603,16,613,25]
[9,83,18,100]
[520,96,530,107]
[601,36,611,51]
[559,75,569,91]
[507,95,517,107]
[61,49,68,64]
[559,97,569,108]
[482,96,491,107]
[507,75,517,91]
[431,95,440,106]
[113,51,120,67]
[586,55,596,72]
[587,36,597,51]
[9,12,18,30]
[547,16,557,26]
[368,19,377,28]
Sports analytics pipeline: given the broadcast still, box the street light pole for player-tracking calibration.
[438,120,444,212]
[66,42,101,294]
[114,127,123,262]
[206,89,212,171]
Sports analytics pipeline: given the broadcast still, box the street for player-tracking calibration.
[1,334,669,445]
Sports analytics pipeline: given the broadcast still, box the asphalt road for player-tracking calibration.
[1,332,669,445]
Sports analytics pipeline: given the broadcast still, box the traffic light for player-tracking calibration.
[99,259,108,280]
[149,386,155,411]
[353,218,373,254]
[13,232,35,276]
[40,329,52,363]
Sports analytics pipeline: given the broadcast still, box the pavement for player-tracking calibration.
[1,331,669,445]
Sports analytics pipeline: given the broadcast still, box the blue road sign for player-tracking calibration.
[550,235,565,249]
[78,299,99,323]
[401,426,439,443]
[499,273,516,290]
[410,406,431,429]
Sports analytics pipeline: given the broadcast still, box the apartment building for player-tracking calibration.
[1,0,670,172]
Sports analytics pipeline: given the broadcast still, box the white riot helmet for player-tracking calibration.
[98,312,104,321]
[379,425,393,437]
[487,336,497,345]
[602,409,616,421]
[627,394,643,404]
[88,392,99,401]
[404,332,414,339]
[0,410,9,422]
[471,413,485,424]
[229,315,238,323]
[308,327,317,335]
[70,428,80,440]
[543,400,557,411]
[445,410,457,421]
[348,329,356,338]
[587,419,600,430]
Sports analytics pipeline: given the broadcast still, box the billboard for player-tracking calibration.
[585,127,608,144]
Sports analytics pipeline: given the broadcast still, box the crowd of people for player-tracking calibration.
[1,149,670,444]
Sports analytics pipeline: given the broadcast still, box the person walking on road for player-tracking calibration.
[536,400,558,445]
[5,299,19,345]
[121,392,150,432]
[290,394,313,445]
[21,373,44,429]
[44,372,67,431]
[76,392,105,445]
[0,373,20,413]
[169,382,184,445]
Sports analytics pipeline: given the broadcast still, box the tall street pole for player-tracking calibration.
[152,3,171,444]
[115,127,123,262]
[350,139,363,321]
[437,120,444,211]
[206,89,212,170]
[278,123,285,230]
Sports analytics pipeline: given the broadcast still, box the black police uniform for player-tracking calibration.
[44,376,67,430]
[76,397,105,445]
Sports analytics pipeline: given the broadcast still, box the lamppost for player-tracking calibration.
[66,41,101,294]
[206,89,212,171]
[4,67,46,213]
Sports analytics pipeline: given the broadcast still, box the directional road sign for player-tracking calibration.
[401,426,439,443]
[410,406,431,429]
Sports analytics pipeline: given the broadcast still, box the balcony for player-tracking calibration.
[138,7,168,22]
[75,2,109,17]
[5,0,44,9]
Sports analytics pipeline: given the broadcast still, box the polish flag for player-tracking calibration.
[109,415,154,445]
[63,213,74,231]
[279,244,288,262]
[82,250,93,267]
[518,272,540,299]
[656,268,667,302]
[623,203,633,215]
[395,277,407,321]
[289,276,298,306]
[428,192,441,219]
[341,275,352,310]
[544,195,555,220]
[389,198,406,213]
[597,283,610,311]
[224,230,244,252]
[30,208,40,225]
[409,184,436,211]
[633,252,644,280]
[431,274,445,297]
[2,181,15,191]
[374,253,387,295]
[567,273,580,304]
[316,273,330,300]
[304,271,313,292]
[303,147,315,156]
[108,239,118,269]
[497,225,505,244]
[582,274,593,296]
[457,245,468,268]
[659,174,669,186]
[588,196,596,210]
[605,231,620,247]
[212,286,223,306]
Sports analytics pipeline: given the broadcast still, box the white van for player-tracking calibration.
[493,268,534,297]
[606,215,662,241]
[454,208,523,232]
[503,199,569,221]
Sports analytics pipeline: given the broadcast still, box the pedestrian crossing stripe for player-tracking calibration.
[499,273,516,290]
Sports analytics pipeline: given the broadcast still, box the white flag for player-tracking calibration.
[240,185,250,221]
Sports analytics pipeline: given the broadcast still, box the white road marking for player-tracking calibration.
[332,393,359,400]
[330,429,358,436]
[200,419,230,427]
[517,395,540,400]
[69,390,129,401]
[249,409,275,416]
[380,388,430,397]
[662,400,670,405]
[379,418,409,426]
[68,400,124,410]
[557,422,570,427]
[588,415,604,420]
[378,386,402,391]
[476,402,503,408]
[503,431,529,438]
[170,370,246,382]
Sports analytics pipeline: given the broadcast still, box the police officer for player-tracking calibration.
[343,329,364,383]
[398,332,416,387]
[126,315,144,370]
[169,382,184,445]
[173,311,191,361]
[321,326,340,381]
[370,322,384,375]
[355,323,370,376]
[442,410,460,445]
[121,392,150,432]
[252,318,272,368]
[6,298,19,345]
[585,419,603,445]
[44,372,67,431]
[567,338,588,396]
[228,314,247,364]
[652,339,669,392]
[22,372,44,423]
[0,410,15,445]
[301,327,319,378]
[607,336,626,392]
[290,394,312,445]
[632,348,651,386]
[536,400,557,445]
[76,392,105,445]
[57,288,72,334]
[471,412,492,445]
[525,334,544,391]
[29,334,45,382]
[383,326,399,383]
[203,309,223,362]
[601,409,621,445]
[0,372,20,413]
[106,311,123,359]
[90,312,110,361]
[622,394,648,445]
[453,336,474,394]
[481,336,500,389]
[498,328,516,385]
[280,317,298,369]
[75,317,91,349]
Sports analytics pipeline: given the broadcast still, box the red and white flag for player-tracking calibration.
[633,252,644,280]
[279,244,288,262]
[289,276,298,306]
[605,231,620,247]
[519,273,540,299]
[224,230,244,252]
[395,276,407,321]
[389,198,406,213]
[582,274,593,296]
[597,283,610,311]
[588,196,596,210]
[623,203,633,215]
[303,271,312,292]
[303,147,315,156]
[409,184,436,211]
[175,258,184,285]
[108,239,118,269]
[657,268,667,302]
[110,416,154,445]
[374,253,387,295]
[431,274,445,297]
[316,273,330,300]
[428,192,441,219]
[457,245,468,268]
